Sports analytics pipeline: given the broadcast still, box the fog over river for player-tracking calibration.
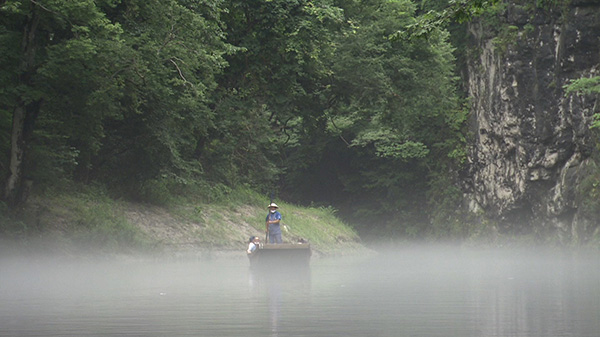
[1,246,598,337]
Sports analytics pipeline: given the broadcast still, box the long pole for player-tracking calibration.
[265,221,269,243]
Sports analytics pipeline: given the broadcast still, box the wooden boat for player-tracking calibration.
[247,243,311,268]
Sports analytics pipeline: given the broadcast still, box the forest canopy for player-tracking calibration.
[0,0,486,239]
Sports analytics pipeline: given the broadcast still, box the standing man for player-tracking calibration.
[266,203,283,244]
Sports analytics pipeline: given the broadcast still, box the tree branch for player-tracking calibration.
[169,58,191,86]
[29,0,60,17]
[328,115,351,147]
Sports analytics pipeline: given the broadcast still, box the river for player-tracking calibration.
[1,246,598,337]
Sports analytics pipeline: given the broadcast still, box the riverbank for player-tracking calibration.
[0,187,366,259]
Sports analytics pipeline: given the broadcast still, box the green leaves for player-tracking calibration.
[396,0,501,40]
[352,129,430,159]
[247,0,467,236]
[565,77,600,96]
[565,76,600,129]
[1,0,472,237]
[0,0,235,200]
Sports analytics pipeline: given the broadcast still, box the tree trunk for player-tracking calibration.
[4,4,41,208]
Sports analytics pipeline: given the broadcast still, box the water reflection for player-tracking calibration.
[465,249,600,337]
[248,265,311,337]
[0,247,598,337]
[303,247,600,337]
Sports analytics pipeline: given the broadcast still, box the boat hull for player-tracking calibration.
[247,243,311,268]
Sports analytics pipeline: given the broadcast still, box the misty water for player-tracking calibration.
[1,247,598,337]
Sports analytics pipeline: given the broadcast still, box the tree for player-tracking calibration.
[397,0,501,39]
[0,0,124,207]
[212,0,345,190]
[84,0,232,198]
[277,0,464,237]
[0,0,232,207]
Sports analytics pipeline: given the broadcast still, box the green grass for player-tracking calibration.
[1,185,363,256]
[169,188,363,254]
[1,185,154,255]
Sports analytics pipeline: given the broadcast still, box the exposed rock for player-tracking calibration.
[464,1,600,242]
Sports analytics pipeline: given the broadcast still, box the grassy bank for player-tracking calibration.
[0,186,363,257]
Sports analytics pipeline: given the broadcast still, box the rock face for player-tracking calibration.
[465,1,600,242]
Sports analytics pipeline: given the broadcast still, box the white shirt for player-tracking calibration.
[247,242,258,253]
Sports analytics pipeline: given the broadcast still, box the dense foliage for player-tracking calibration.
[1,0,480,239]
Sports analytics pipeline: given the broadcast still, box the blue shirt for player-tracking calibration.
[266,211,282,234]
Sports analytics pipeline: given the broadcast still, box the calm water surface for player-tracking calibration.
[0,247,598,337]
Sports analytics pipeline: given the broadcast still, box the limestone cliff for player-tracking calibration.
[464,0,600,242]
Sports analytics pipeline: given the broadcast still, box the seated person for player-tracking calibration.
[247,236,260,254]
